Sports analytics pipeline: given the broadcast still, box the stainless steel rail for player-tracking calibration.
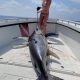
[57,19,80,28]
[0,18,80,30]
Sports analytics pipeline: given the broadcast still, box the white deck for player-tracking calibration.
[0,36,80,80]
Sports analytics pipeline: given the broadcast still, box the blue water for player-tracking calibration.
[0,15,25,20]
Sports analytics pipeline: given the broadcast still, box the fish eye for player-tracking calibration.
[36,28,38,31]
[35,41,37,43]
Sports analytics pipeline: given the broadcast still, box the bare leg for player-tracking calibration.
[39,13,48,34]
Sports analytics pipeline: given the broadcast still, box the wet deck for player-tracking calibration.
[0,36,80,80]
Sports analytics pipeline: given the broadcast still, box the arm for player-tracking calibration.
[37,8,43,13]
[41,0,52,13]
[37,7,42,13]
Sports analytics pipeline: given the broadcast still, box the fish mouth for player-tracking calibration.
[37,73,48,80]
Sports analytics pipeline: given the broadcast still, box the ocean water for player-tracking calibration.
[0,15,25,20]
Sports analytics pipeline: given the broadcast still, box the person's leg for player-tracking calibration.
[39,13,44,31]
[41,13,48,34]
[39,13,48,34]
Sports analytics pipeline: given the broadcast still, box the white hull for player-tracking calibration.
[0,19,80,80]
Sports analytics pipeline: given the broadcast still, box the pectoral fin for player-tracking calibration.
[47,48,60,59]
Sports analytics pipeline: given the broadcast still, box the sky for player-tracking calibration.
[0,0,80,21]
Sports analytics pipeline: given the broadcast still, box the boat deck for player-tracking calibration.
[0,36,80,80]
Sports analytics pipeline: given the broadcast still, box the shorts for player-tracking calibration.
[41,13,48,16]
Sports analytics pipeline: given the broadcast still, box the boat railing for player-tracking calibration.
[57,19,80,28]
[0,18,80,29]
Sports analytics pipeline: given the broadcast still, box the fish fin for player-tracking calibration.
[36,75,43,80]
[48,74,64,80]
[47,48,60,59]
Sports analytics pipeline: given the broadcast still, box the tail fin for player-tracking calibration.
[37,74,47,80]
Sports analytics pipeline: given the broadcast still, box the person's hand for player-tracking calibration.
[37,9,43,13]
[37,10,41,13]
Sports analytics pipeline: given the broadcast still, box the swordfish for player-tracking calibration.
[28,27,48,80]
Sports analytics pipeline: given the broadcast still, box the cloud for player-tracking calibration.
[50,2,80,20]
[0,0,34,17]
[31,0,42,5]
[0,0,21,10]
[0,0,80,20]
[51,2,80,14]
[70,0,80,3]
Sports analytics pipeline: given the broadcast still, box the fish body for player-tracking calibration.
[28,27,48,80]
